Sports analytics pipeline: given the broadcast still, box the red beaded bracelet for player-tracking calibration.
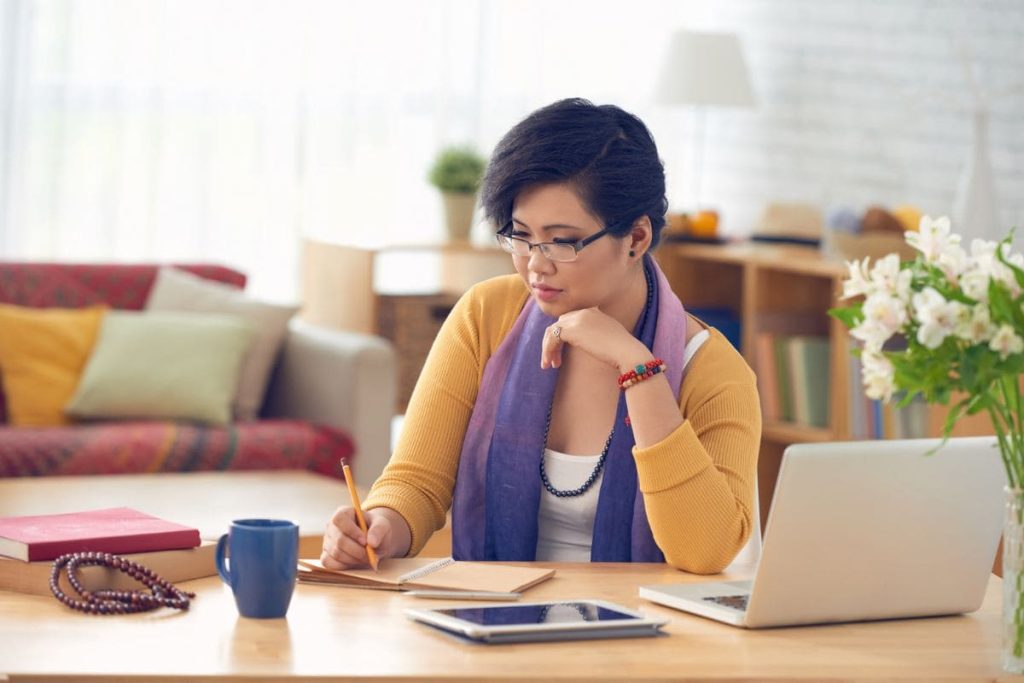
[618,358,666,390]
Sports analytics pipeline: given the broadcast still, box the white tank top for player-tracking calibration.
[534,329,710,561]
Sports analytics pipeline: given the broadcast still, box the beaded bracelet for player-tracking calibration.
[618,358,666,390]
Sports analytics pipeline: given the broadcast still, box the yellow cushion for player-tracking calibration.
[0,304,106,426]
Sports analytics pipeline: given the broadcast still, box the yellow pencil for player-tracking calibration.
[341,459,379,571]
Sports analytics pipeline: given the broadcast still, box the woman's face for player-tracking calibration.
[509,183,634,318]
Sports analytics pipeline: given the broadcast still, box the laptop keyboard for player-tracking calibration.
[702,594,749,611]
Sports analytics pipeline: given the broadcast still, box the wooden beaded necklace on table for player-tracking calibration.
[538,263,654,498]
[49,551,195,615]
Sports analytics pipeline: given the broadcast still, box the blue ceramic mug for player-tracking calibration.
[216,519,299,619]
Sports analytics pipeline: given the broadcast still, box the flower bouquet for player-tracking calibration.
[829,215,1024,672]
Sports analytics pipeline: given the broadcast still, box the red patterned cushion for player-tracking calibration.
[0,420,354,480]
[0,263,246,423]
[0,263,245,310]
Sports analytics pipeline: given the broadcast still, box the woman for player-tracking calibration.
[322,98,760,574]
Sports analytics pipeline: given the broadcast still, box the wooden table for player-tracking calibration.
[0,563,1010,681]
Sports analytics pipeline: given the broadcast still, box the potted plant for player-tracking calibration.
[428,146,486,243]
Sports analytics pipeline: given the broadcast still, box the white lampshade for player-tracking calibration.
[655,30,755,107]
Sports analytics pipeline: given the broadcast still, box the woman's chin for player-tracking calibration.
[533,297,565,317]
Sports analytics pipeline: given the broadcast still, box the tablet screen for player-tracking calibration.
[434,601,641,626]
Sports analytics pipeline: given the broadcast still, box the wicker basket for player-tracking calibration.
[376,294,460,412]
[829,231,917,263]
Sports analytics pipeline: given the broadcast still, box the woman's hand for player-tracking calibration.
[321,506,408,569]
[541,307,650,371]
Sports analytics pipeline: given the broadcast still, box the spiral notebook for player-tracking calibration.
[297,557,555,594]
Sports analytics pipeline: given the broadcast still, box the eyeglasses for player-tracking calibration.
[495,222,612,263]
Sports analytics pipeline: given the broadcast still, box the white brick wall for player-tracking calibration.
[687,0,1024,238]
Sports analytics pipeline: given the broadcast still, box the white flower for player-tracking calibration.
[996,243,1024,297]
[861,349,895,402]
[911,287,965,349]
[989,324,1024,360]
[936,243,967,283]
[955,305,995,344]
[960,268,991,302]
[962,240,1024,301]
[868,254,913,301]
[894,269,913,303]
[854,291,907,348]
[842,257,873,300]
[905,215,960,263]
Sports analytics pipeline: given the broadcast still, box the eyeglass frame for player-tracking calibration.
[495,220,618,262]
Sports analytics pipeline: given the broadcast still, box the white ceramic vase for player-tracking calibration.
[952,108,1001,243]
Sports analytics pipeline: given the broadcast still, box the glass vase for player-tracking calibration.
[1003,486,1024,673]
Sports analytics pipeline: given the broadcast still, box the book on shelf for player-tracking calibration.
[787,337,811,425]
[688,307,742,353]
[883,395,929,439]
[847,355,871,439]
[846,356,931,440]
[297,556,555,594]
[773,335,794,422]
[0,507,201,562]
[0,541,217,597]
[800,336,830,429]
[757,333,830,429]
[754,332,780,421]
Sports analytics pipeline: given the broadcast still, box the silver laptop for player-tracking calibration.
[640,437,1005,628]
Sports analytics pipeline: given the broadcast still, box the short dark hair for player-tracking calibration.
[481,98,668,249]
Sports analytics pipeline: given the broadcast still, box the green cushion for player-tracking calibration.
[145,267,297,421]
[66,311,254,425]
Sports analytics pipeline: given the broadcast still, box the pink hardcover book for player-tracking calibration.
[0,507,200,561]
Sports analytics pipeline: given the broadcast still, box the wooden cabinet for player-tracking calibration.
[376,293,460,413]
[373,244,516,412]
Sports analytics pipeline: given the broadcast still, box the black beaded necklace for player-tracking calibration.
[49,551,195,615]
[538,262,655,498]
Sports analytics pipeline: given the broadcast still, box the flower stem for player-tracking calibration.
[997,378,1024,488]
[987,399,1020,490]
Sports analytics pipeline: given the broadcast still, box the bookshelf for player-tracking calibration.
[655,241,854,527]
[658,241,1008,572]
[657,241,1006,530]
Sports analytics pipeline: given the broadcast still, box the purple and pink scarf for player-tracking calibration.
[451,255,687,562]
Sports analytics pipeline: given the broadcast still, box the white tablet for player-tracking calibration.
[405,599,669,643]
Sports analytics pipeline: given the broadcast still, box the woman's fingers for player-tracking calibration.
[542,322,566,369]
[321,506,374,568]
[365,514,391,551]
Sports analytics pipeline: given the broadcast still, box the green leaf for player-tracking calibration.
[995,231,1024,290]
[828,305,862,329]
[989,282,1017,326]
[965,390,991,415]
[934,398,971,447]
[428,146,487,193]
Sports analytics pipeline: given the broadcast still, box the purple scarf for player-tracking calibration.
[451,255,687,561]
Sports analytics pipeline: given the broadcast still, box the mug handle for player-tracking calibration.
[215,533,231,585]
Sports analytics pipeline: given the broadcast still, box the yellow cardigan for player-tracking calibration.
[363,274,762,574]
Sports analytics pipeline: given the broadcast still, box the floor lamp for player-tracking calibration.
[654,30,755,217]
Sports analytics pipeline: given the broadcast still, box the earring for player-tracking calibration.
[629,250,636,257]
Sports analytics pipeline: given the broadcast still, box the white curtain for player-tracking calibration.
[0,0,700,300]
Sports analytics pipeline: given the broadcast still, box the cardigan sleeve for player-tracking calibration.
[632,329,762,574]
[361,275,526,555]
